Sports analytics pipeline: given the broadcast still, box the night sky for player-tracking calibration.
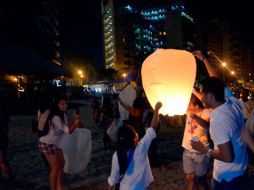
[59,0,103,65]
[187,1,254,39]
[59,0,254,65]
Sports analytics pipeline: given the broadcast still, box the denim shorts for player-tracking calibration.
[183,149,209,176]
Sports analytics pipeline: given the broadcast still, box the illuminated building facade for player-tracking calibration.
[166,5,195,50]
[101,1,196,74]
[136,7,167,63]
[102,0,116,69]
[102,0,139,72]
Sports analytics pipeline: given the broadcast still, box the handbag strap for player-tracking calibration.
[118,148,135,183]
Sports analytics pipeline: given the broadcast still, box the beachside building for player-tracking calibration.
[101,0,196,79]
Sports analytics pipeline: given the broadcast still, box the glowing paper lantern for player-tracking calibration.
[141,49,196,116]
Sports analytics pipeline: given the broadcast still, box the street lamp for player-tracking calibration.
[78,70,83,75]
[122,73,127,82]
[77,70,84,86]
[13,77,18,82]
[208,50,232,83]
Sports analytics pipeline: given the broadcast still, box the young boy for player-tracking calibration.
[182,94,210,190]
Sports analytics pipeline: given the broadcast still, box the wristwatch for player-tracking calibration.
[207,148,212,158]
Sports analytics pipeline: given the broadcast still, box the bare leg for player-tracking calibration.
[45,154,61,190]
[186,173,197,190]
[56,150,65,190]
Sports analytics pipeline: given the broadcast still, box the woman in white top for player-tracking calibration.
[108,102,162,190]
[39,96,79,190]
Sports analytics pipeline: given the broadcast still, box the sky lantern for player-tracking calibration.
[141,49,196,116]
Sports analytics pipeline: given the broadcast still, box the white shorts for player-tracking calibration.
[183,149,209,176]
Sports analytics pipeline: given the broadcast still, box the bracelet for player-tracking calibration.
[207,148,212,158]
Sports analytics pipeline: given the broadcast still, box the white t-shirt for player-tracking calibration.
[210,97,248,182]
[39,113,69,148]
[108,128,156,190]
[182,109,210,152]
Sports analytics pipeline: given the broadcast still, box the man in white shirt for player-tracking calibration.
[191,77,248,190]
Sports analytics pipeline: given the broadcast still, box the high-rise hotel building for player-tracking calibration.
[102,1,254,82]
[101,1,195,74]
[102,0,115,69]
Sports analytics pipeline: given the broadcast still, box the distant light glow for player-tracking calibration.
[141,9,166,21]
[55,79,62,87]
[180,11,194,22]
[125,5,133,12]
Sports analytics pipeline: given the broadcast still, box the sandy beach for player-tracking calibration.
[2,98,254,190]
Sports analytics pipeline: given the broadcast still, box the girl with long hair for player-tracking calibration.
[108,102,162,190]
[38,96,79,190]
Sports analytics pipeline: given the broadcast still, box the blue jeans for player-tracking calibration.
[211,170,247,190]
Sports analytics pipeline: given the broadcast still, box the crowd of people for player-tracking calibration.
[1,50,254,190]
[89,50,254,190]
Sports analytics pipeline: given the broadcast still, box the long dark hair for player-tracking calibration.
[116,125,137,175]
[49,95,67,123]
